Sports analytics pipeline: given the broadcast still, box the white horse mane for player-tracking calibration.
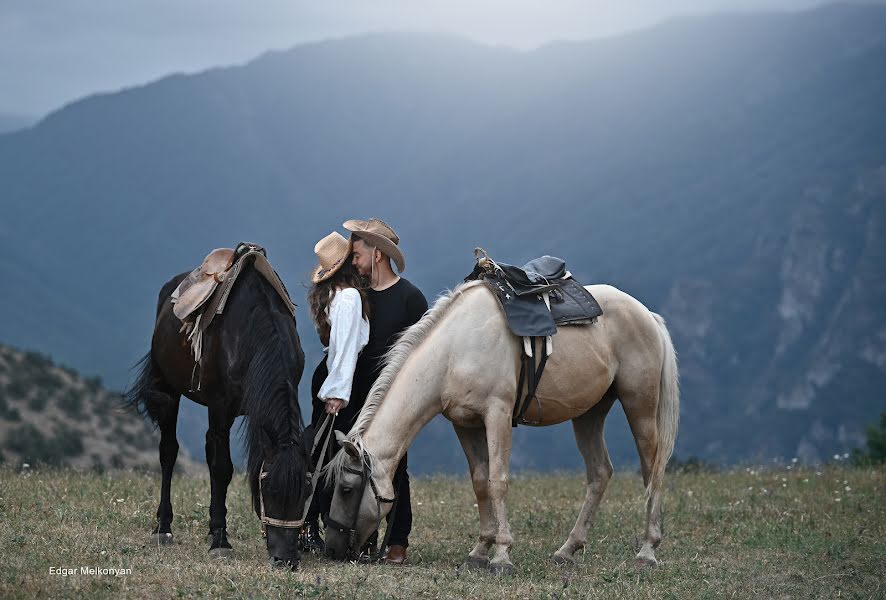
[346,280,485,439]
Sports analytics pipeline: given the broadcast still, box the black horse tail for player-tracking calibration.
[123,352,176,427]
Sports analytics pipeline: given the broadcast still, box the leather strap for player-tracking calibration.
[298,413,336,523]
[513,336,549,427]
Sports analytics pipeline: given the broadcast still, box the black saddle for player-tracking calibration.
[465,253,602,337]
[519,255,568,281]
[496,256,567,296]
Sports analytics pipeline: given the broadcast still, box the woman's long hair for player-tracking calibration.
[308,260,369,346]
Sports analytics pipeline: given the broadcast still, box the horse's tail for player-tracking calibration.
[123,352,175,427]
[123,275,185,425]
[649,312,680,498]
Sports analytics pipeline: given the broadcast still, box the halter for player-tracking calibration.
[258,457,306,537]
[324,448,395,559]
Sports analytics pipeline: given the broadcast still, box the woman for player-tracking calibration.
[301,231,370,552]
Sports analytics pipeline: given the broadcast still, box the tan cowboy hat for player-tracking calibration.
[342,218,405,272]
[311,232,352,284]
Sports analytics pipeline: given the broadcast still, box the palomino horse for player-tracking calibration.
[323,280,679,572]
[125,264,309,568]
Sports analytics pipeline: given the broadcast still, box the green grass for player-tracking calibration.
[0,465,883,599]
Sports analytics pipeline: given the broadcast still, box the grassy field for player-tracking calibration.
[0,464,883,599]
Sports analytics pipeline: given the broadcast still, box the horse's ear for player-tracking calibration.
[335,431,360,459]
[342,441,360,459]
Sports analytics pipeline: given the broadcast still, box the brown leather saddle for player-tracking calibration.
[172,244,256,321]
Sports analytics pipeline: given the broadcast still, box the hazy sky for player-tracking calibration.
[0,0,852,116]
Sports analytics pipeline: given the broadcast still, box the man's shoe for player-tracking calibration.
[298,522,325,553]
[383,544,407,565]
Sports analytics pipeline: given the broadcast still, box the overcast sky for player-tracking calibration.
[0,0,860,116]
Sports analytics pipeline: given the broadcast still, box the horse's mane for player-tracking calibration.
[347,280,485,438]
[233,268,308,509]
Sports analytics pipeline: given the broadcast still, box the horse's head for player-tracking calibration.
[324,432,396,561]
[251,434,311,570]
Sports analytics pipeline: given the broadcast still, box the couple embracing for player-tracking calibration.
[304,218,427,565]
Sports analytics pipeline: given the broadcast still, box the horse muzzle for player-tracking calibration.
[265,524,300,569]
[323,516,355,561]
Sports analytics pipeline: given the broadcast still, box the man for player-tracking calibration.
[344,217,427,566]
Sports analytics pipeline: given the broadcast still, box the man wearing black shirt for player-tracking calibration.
[345,218,428,566]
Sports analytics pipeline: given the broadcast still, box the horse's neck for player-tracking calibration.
[359,283,495,481]
[362,340,446,479]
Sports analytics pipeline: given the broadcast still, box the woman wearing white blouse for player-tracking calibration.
[301,231,370,552]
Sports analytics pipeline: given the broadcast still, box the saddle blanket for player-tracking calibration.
[483,274,602,337]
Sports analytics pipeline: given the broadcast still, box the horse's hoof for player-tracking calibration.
[150,532,174,545]
[552,552,576,565]
[634,549,658,568]
[462,556,489,570]
[270,558,298,571]
[488,562,514,576]
[208,528,232,559]
[209,547,233,559]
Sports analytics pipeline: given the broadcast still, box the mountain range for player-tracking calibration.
[1,3,884,471]
[0,114,36,135]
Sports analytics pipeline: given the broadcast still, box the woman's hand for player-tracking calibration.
[325,398,344,415]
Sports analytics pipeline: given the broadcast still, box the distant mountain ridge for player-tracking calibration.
[1,3,884,471]
[0,343,200,472]
[0,113,36,134]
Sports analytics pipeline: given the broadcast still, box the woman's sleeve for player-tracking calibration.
[317,289,365,406]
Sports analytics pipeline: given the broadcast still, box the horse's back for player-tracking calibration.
[584,284,663,345]
[582,283,666,384]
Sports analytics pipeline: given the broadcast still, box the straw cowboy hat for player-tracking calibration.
[311,232,352,284]
[342,218,406,272]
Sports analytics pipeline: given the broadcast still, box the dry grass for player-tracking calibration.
[0,464,883,599]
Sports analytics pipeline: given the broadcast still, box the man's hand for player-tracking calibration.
[325,398,344,414]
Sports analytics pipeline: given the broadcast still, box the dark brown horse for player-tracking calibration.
[125,261,308,567]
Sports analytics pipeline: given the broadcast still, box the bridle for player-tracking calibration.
[258,450,307,537]
[324,448,395,559]
[257,408,337,538]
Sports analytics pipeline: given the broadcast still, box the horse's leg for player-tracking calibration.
[151,396,181,544]
[553,394,616,564]
[206,406,236,558]
[621,388,663,566]
[453,424,494,569]
[484,404,515,575]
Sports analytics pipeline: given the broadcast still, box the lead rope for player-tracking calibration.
[259,414,336,537]
[299,413,337,523]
